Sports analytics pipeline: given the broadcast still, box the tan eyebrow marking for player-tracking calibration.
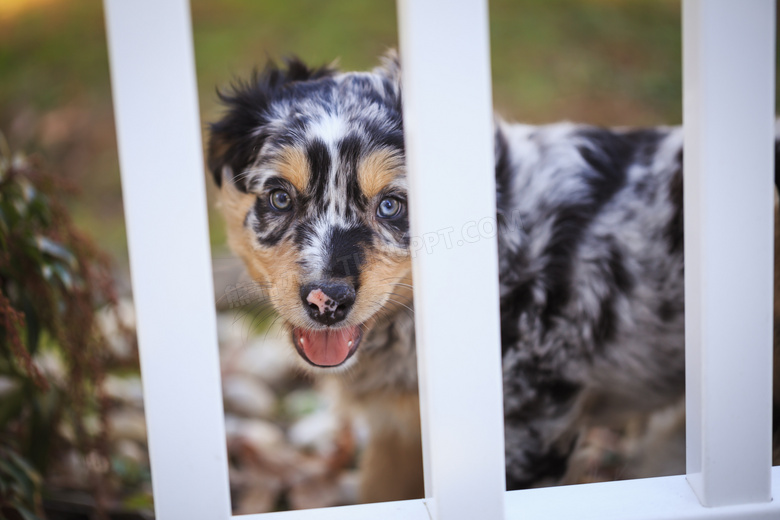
[357,149,404,199]
[276,147,310,192]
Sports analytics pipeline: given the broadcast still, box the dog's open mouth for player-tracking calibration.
[292,326,363,367]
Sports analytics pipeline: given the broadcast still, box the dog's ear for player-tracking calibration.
[374,49,402,111]
[208,57,337,191]
[376,49,401,83]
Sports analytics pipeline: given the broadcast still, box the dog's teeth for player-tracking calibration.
[348,341,353,346]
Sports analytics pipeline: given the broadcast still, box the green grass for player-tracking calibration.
[489,0,682,125]
[0,0,688,266]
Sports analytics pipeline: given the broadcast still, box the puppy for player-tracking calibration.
[208,52,756,500]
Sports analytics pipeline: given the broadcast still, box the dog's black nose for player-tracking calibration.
[300,281,356,326]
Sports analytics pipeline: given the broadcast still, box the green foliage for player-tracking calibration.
[0,442,45,520]
[0,134,134,518]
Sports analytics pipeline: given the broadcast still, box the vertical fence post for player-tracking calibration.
[396,1,506,519]
[103,1,232,519]
[683,0,775,508]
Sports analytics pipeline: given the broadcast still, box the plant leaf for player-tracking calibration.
[35,236,76,269]
[0,457,33,498]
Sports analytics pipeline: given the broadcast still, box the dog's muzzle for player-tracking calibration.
[292,281,362,367]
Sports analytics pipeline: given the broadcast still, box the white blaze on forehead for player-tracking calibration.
[309,113,355,220]
[309,113,347,146]
[313,114,343,213]
[300,112,366,266]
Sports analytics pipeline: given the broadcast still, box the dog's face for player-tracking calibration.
[209,56,411,371]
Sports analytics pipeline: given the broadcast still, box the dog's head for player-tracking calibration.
[209,54,411,371]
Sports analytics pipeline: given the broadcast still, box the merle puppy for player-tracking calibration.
[208,52,689,500]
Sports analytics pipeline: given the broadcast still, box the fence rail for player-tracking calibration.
[102,0,777,519]
[683,0,775,507]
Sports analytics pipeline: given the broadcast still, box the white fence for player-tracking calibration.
[103,0,779,519]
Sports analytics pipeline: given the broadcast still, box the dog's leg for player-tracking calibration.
[357,392,424,503]
[504,420,580,489]
[503,359,584,489]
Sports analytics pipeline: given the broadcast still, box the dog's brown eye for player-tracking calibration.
[377,197,403,219]
[269,189,292,211]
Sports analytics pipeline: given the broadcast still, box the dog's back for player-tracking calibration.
[495,122,685,488]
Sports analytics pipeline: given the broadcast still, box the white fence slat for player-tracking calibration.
[234,468,780,520]
[683,0,775,508]
[103,1,232,519]
[237,499,432,520]
[505,467,780,520]
[396,1,506,519]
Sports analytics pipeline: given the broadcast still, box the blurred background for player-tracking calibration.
[0,0,710,518]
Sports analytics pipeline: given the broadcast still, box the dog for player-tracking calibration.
[208,52,773,502]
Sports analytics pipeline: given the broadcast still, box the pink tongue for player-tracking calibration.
[296,326,359,366]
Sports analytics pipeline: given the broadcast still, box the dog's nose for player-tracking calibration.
[300,281,356,326]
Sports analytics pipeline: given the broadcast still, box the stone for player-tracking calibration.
[222,374,276,418]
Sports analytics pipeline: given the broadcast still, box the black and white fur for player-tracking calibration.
[209,52,693,496]
[496,122,685,487]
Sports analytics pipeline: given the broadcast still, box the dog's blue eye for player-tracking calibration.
[377,197,403,219]
[269,189,292,211]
